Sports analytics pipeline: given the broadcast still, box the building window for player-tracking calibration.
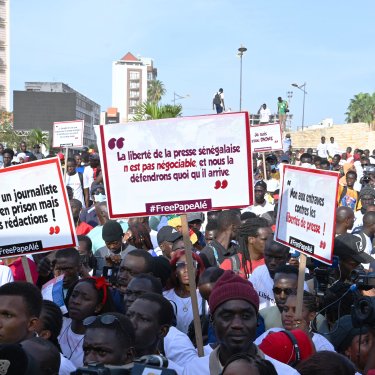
[129,71,140,80]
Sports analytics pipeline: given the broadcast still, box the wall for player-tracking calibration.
[290,122,375,152]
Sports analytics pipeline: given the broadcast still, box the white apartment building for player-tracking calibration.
[112,52,157,122]
[0,0,9,111]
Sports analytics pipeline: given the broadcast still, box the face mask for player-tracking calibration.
[94,193,106,202]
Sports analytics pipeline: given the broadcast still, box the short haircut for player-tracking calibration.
[131,274,163,295]
[55,247,80,265]
[138,293,174,326]
[77,235,93,253]
[346,170,357,178]
[151,256,171,288]
[363,211,375,226]
[223,353,277,375]
[3,148,14,158]
[300,153,312,163]
[127,249,154,273]
[240,211,257,222]
[66,157,76,165]
[198,267,224,285]
[217,210,240,232]
[274,264,298,278]
[333,154,341,160]
[70,199,82,209]
[0,282,42,318]
[265,238,290,255]
[87,312,135,348]
[205,220,218,232]
[320,159,330,167]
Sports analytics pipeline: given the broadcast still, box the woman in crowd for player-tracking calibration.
[58,276,115,367]
[163,250,205,334]
[255,291,334,352]
[124,222,155,255]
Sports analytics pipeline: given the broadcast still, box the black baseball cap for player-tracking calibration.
[334,234,374,264]
[157,225,182,245]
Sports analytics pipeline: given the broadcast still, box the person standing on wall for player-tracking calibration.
[213,88,225,114]
[277,97,288,131]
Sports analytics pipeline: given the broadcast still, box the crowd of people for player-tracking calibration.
[1,139,375,374]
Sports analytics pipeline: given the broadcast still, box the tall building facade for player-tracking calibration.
[0,0,10,111]
[112,52,157,122]
[14,82,100,146]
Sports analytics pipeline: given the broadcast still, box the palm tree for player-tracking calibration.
[132,102,182,121]
[28,128,50,149]
[147,80,166,103]
[346,92,375,125]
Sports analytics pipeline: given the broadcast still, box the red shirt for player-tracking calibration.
[220,253,265,279]
[9,257,38,284]
[76,221,93,235]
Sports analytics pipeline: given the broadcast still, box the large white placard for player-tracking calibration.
[53,120,84,147]
[250,123,282,152]
[275,165,339,264]
[98,113,253,218]
[0,158,77,258]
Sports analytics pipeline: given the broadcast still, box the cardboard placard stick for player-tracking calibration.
[63,146,69,179]
[262,152,267,181]
[181,214,204,357]
[295,253,307,320]
[21,256,33,283]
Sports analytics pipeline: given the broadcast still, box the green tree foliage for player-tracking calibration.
[147,80,166,103]
[132,102,182,121]
[29,128,50,148]
[346,92,375,125]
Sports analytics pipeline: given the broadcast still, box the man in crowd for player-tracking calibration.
[242,181,274,216]
[156,225,182,259]
[126,293,184,373]
[183,270,297,374]
[199,210,241,267]
[335,206,355,235]
[83,153,101,207]
[18,141,33,158]
[82,312,135,366]
[327,137,339,158]
[2,148,14,168]
[32,144,44,160]
[338,170,360,210]
[249,239,291,309]
[65,157,85,207]
[70,199,93,235]
[317,136,328,159]
[277,96,288,131]
[258,103,271,124]
[116,249,154,294]
[352,185,375,231]
[0,281,42,344]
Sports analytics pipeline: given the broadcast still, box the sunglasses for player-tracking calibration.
[83,314,121,328]
[272,287,295,295]
[176,260,198,269]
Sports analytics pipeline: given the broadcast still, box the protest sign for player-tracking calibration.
[98,112,252,218]
[53,120,84,147]
[0,158,77,258]
[250,123,282,152]
[275,165,339,264]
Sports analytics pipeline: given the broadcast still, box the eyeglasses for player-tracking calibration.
[176,260,198,269]
[272,287,295,295]
[83,314,120,327]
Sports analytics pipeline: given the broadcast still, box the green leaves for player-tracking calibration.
[345,92,375,125]
[132,101,182,121]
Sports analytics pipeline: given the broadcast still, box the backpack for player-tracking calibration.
[213,93,221,106]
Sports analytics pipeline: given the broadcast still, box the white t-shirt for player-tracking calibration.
[241,200,274,216]
[58,317,84,368]
[163,289,203,334]
[65,172,85,207]
[255,328,335,352]
[259,107,271,123]
[164,326,198,368]
[250,265,310,310]
[59,354,76,375]
[182,347,299,375]
[0,265,14,286]
[317,143,328,158]
[83,165,94,191]
[327,142,339,157]
[352,210,364,232]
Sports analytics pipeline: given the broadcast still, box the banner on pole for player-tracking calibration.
[53,120,84,148]
[0,158,77,258]
[275,165,339,264]
[250,123,282,152]
[98,112,253,218]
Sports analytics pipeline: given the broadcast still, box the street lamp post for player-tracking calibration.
[291,82,307,131]
[173,92,190,106]
[238,45,247,112]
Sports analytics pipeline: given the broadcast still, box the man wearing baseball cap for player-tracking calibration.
[156,225,182,259]
[183,270,298,374]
